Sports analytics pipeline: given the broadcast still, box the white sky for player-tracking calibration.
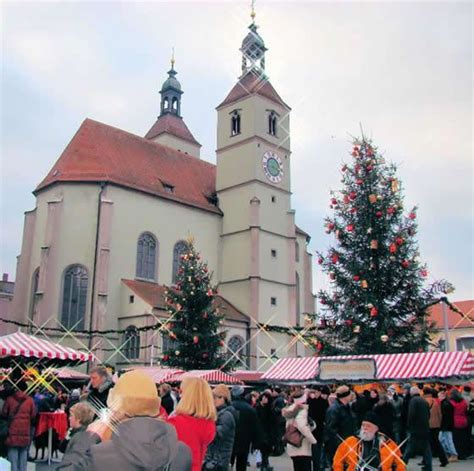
[1,0,472,300]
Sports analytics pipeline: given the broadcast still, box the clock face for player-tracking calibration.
[262,150,284,184]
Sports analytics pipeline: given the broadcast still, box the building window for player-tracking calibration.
[456,337,474,352]
[162,182,174,193]
[295,241,300,262]
[123,326,140,359]
[136,232,157,281]
[172,240,190,284]
[231,111,241,136]
[60,265,88,330]
[268,111,277,136]
[129,295,135,304]
[271,297,277,306]
[227,335,245,363]
[271,249,277,258]
[271,195,276,203]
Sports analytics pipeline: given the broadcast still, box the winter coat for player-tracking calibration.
[425,397,442,429]
[66,416,192,471]
[307,396,328,441]
[440,398,455,431]
[256,402,275,452]
[324,399,356,458]
[56,426,101,469]
[284,404,316,457]
[373,402,395,439]
[407,394,430,440]
[2,391,36,447]
[87,378,114,411]
[203,405,236,470]
[167,414,216,471]
[231,398,261,454]
[450,398,468,429]
[161,392,175,416]
[333,434,406,471]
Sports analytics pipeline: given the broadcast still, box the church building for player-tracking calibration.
[10,12,316,369]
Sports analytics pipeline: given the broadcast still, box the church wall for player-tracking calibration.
[219,232,250,281]
[258,280,290,326]
[259,231,292,284]
[218,280,251,318]
[151,133,200,158]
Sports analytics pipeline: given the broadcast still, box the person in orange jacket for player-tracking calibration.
[333,412,406,471]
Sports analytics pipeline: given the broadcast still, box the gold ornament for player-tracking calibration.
[370,240,379,250]
[381,335,389,343]
[391,179,399,192]
[368,194,377,204]
[353,325,361,333]
[361,279,368,289]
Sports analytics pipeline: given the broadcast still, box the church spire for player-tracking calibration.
[159,49,183,117]
[240,0,267,76]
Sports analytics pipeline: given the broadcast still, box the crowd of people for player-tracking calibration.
[0,365,473,471]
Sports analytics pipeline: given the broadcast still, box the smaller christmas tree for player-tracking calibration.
[161,239,228,370]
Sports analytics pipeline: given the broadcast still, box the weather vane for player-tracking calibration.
[251,0,256,23]
[171,47,175,69]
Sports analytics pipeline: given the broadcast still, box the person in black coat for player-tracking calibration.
[159,383,175,415]
[307,386,329,471]
[402,386,433,471]
[324,385,356,467]
[256,392,275,471]
[373,392,395,440]
[230,385,262,471]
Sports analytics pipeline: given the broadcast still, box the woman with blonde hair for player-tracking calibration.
[168,377,217,471]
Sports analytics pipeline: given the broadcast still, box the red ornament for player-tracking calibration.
[320,298,327,305]
[331,198,337,205]
[193,335,199,344]
[331,254,339,264]
[203,312,208,319]
[396,237,404,245]
[346,224,354,232]
[356,179,363,185]
[349,191,357,200]
[376,211,383,218]
[162,354,169,361]
[351,147,360,157]
[387,207,395,215]
[421,269,428,277]
[401,260,410,268]
[370,307,378,317]
[409,212,416,220]
[342,165,348,172]
[366,165,373,172]
[207,289,213,297]
[327,222,335,231]
[389,243,397,254]
[353,275,360,281]
[329,273,336,280]
[202,352,209,359]
[318,258,323,265]
[367,147,374,157]
[345,319,353,326]
[343,195,350,204]
[350,207,357,214]
[316,341,323,351]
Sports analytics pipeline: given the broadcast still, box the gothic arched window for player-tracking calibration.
[136,232,157,281]
[172,240,189,284]
[268,112,277,136]
[123,326,140,359]
[227,335,245,360]
[60,265,88,330]
[231,111,241,136]
[29,268,40,319]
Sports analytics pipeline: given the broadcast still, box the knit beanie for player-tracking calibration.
[362,411,380,429]
[213,384,231,403]
[107,370,161,417]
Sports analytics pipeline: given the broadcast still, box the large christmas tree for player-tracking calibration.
[314,137,450,355]
[161,240,228,369]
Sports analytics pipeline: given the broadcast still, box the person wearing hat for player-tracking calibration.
[307,386,329,471]
[203,384,237,471]
[333,412,405,471]
[230,385,261,471]
[386,386,403,444]
[324,385,357,467]
[67,370,192,471]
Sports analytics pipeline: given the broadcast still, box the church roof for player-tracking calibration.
[217,70,290,111]
[145,113,201,147]
[295,224,311,242]
[121,279,250,324]
[35,119,219,214]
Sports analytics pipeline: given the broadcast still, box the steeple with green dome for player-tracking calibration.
[160,51,183,117]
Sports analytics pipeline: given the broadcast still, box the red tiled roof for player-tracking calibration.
[35,119,220,214]
[217,71,290,110]
[428,300,474,329]
[145,113,201,147]
[121,279,250,323]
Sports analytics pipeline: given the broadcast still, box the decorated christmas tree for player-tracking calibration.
[161,239,228,369]
[314,137,452,355]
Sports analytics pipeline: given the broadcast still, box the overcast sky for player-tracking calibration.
[1,0,472,301]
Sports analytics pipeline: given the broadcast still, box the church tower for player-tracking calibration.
[216,8,298,367]
[145,54,202,157]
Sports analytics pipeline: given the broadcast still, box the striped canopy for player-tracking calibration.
[262,352,474,383]
[168,369,241,384]
[0,331,93,364]
[124,366,184,384]
[232,370,264,383]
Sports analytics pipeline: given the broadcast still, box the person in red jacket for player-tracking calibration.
[2,381,36,471]
[168,377,217,471]
[450,389,469,459]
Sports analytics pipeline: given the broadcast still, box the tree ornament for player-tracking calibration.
[350,207,357,214]
[346,224,354,232]
[331,198,337,205]
[356,179,363,185]
[376,211,383,218]
[368,194,377,204]
[389,243,397,254]
[401,260,410,268]
[353,325,361,333]
[220,340,225,347]
[409,212,416,220]
[367,303,374,309]
[349,191,357,200]
[329,273,336,280]
[162,354,170,361]
[421,269,428,277]
[202,352,209,359]
[318,258,323,265]
[176,304,182,311]
[366,165,373,172]
[345,319,353,326]
[367,227,373,234]
[370,240,379,250]
[207,289,213,297]
[381,334,389,342]
[391,179,399,192]
[193,335,199,344]
[342,165,348,172]
[387,207,395,215]
[361,279,368,289]
[351,146,360,157]
[396,237,404,246]
[353,275,360,282]
[175,350,180,356]
[370,307,378,317]
[331,254,339,264]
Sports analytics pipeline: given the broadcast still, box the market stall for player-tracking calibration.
[262,351,474,384]
[168,369,241,384]
[122,366,184,384]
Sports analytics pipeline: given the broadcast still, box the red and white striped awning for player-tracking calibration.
[169,369,241,384]
[262,352,474,382]
[231,370,265,383]
[0,331,93,363]
[51,367,89,380]
[124,366,184,384]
